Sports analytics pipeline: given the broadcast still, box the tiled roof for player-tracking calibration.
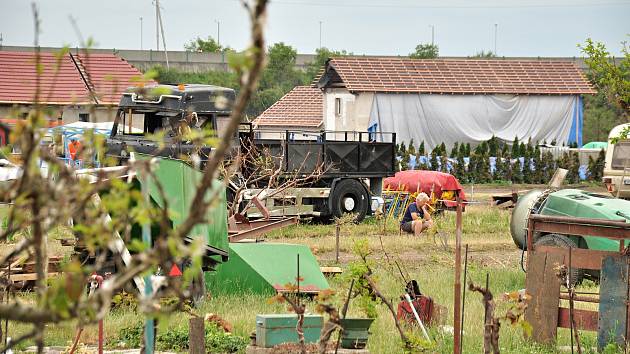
[254,86,323,128]
[0,51,149,105]
[75,53,146,105]
[0,51,91,104]
[318,57,595,95]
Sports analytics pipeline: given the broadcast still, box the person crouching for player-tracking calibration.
[400,192,433,236]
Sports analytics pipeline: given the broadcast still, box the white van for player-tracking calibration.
[603,123,630,199]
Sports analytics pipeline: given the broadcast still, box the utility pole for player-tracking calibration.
[156,0,169,69]
[140,17,143,50]
[319,21,323,49]
[215,20,220,48]
[429,25,435,45]
[494,23,498,56]
[155,0,160,51]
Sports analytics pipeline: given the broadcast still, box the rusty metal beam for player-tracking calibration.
[228,217,298,242]
[558,307,598,332]
[535,245,616,270]
[529,215,630,240]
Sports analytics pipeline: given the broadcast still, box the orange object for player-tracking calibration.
[68,140,81,160]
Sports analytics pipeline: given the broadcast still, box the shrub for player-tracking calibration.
[116,321,248,353]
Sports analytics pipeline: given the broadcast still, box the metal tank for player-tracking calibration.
[509,189,548,249]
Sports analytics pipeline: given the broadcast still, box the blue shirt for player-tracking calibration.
[401,203,425,225]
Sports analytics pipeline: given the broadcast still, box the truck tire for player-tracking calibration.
[534,234,583,285]
[330,179,369,222]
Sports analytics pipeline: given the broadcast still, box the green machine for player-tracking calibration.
[511,188,630,280]
[135,155,329,295]
[134,155,229,270]
[206,243,330,295]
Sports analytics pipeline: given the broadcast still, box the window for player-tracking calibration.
[335,97,342,117]
[79,113,90,122]
[612,142,630,170]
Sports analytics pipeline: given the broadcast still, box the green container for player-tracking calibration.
[340,318,374,349]
[206,243,330,295]
[255,314,323,348]
[540,189,630,251]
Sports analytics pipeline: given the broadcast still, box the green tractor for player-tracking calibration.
[510,188,630,282]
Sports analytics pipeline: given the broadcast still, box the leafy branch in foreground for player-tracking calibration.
[0,1,269,352]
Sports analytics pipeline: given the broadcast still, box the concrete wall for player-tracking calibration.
[1,46,594,73]
[322,88,373,134]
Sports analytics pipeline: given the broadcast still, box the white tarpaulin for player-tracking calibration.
[368,93,578,150]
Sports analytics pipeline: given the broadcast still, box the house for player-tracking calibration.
[0,50,151,125]
[314,57,595,149]
[253,85,323,139]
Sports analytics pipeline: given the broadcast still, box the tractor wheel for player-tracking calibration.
[534,233,583,286]
[330,179,369,222]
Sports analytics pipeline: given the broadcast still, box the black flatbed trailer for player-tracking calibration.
[107,84,396,221]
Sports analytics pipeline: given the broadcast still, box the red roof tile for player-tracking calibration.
[254,86,323,128]
[0,51,90,104]
[0,51,149,106]
[76,53,147,105]
[319,57,595,95]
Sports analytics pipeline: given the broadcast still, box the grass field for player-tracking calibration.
[2,185,614,353]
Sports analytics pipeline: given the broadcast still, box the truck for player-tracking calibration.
[106,84,396,222]
[603,123,630,199]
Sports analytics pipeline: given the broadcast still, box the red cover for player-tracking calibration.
[383,170,467,207]
[397,295,435,326]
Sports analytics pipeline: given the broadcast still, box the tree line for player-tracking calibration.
[396,136,606,185]
[155,37,627,142]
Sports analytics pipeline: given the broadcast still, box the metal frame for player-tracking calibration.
[525,214,630,346]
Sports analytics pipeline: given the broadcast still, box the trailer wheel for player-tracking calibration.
[330,179,369,222]
[534,234,583,285]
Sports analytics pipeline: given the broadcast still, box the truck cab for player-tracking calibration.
[603,123,630,199]
[107,84,236,160]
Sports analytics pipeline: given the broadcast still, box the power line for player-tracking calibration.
[261,0,630,9]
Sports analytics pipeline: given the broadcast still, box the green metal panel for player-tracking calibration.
[540,189,630,251]
[255,314,323,348]
[135,155,229,255]
[207,243,330,295]
[598,255,628,351]
[582,142,607,150]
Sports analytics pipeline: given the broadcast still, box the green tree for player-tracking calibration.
[418,141,426,156]
[465,143,471,156]
[458,143,466,158]
[430,150,439,171]
[488,135,498,157]
[494,156,505,182]
[533,145,543,183]
[583,91,626,142]
[455,148,467,182]
[450,142,459,158]
[472,50,497,58]
[408,138,416,155]
[511,136,520,157]
[579,39,629,118]
[500,143,509,158]
[439,142,447,156]
[184,36,224,52]
[512,158,524,184]
[306,47,351,82]
[409,43,439,59]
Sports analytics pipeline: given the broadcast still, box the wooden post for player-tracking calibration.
[453,197,463,354]
[335,223,340,263]
[189,317,205,354]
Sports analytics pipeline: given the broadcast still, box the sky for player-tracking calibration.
[0,0,628,57]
